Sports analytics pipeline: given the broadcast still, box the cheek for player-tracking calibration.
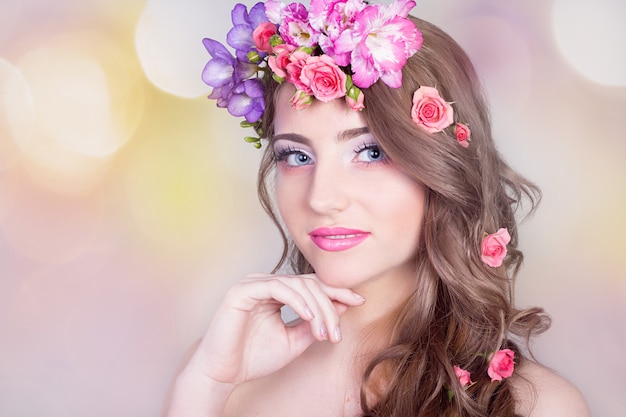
[274,171,306,229]
[274,176,290,222]
[386,182,425,239]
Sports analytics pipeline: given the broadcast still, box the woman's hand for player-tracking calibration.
[186,273,366,385]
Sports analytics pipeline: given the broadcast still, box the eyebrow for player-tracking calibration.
[271,127,371,145]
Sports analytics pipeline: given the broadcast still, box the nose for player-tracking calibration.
[307,159,350,215]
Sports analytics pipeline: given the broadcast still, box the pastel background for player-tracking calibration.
[0,0,624,416]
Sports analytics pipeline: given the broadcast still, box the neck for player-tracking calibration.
[340,266,416,346]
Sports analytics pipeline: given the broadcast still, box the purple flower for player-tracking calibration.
[201,38,257,110]
[202,38,236,88]
[227,78,265,123]
[226,2,269,62]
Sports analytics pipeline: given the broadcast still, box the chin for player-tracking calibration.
[310,263,370,289]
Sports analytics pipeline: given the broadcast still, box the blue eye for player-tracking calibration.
[274,147,314,166]
[286,152,312,166]
[355,143,386,163]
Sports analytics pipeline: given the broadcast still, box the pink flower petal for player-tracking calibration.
[379,70,403,89]
[349,54,380,89]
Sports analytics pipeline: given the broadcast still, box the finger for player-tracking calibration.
[240,274,366,343]
[292,279,340,342]
[300,277,367,342]
[298,277,365,343]
[245,273,366,307]
[242,274,337,342]
[300,274,367,307]
[227,279,315,325]
[273,277,335,342]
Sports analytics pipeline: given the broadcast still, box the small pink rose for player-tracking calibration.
[487,349,515,382]
[480,228,511,267]
[411,86,454,133]
[455,122,471,148]
[346,89,364,111]
[253,22,278,53]
[454,366,472,387]
[268,44,295,79]
[285,49,312,94]
[299,55,347,102]
[291,89,313,110]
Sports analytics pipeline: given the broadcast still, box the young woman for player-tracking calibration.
[166,1,590,416]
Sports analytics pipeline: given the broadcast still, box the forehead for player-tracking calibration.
[273,85,367,137]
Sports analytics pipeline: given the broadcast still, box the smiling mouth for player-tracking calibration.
[323,234,360,239]
[309,228,370,252]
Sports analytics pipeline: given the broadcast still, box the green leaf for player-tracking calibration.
[447,389,454,402]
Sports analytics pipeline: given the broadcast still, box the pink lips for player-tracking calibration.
[309,227,370,252]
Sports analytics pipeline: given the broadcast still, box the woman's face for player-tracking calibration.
[272,86,426,291]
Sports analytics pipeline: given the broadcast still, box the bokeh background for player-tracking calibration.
[0,0,624,415]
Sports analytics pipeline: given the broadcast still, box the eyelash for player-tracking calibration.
[272,142,386,166]
[353,142,387,164]
[273,145,311,165]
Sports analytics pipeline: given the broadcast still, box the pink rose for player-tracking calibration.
[480,228,511,267]
[285,49,312,94]
[411,86,454,133]
[454,366,472,387]
[487,349,515,382]
[291,89,313,110]
[299,55,347,102]
[346,89,364,111]
[455,122,471,148]
[268,44,296,79]
[252,22,278,53]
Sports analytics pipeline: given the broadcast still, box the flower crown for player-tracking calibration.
[202,0,471,148]
[202,0,422,148]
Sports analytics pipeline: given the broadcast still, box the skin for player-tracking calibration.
[164,86,592,417]
[272,86,426,322]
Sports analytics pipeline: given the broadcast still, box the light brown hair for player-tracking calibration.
[258,16,549,417]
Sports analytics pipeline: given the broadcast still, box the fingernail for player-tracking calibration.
[320,324,328,340]
[304,306,314,319]
[334,326,342,342]
[354,293,366,302]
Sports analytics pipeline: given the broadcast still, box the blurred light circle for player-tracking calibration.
[553,0,626,86]
[0,58,35,171]
[11,31,145,193]
[135,0,251,98]
[16,31,144,158]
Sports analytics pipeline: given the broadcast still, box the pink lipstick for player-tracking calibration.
[309,227,370,252]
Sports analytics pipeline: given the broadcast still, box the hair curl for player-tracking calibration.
[257,16,549,417]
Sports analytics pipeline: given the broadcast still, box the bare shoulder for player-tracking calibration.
[511,360,590,417]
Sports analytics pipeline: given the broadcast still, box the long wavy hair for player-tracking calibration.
[257,16,549,417]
